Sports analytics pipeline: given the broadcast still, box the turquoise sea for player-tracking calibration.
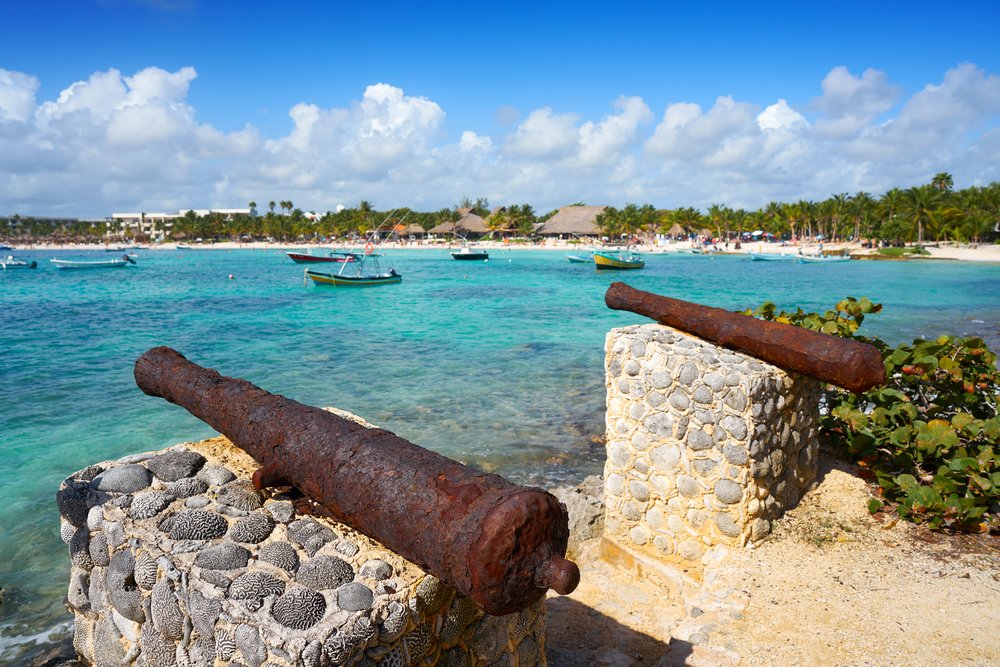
[2,247,999,660]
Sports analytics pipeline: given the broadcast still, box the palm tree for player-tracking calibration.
[932,172,954,193]
[903,185,941,246]
[849,192,875,242]
[248,201,257,217]
[268,201,276,214]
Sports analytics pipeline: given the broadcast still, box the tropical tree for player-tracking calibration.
[849,192,875,242]
[268,201,276,214]
[932,172,954,193]
[903,184,941,246]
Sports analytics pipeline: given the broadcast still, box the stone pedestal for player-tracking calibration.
[603,324,821,564]
[58,432,544,666]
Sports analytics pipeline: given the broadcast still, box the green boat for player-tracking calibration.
[304,250,401,287]
[593,249,644,270]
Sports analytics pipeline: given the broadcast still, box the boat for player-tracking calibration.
[1,255,37,269]
[304,250,401,287]
[566,252,594,263]
[176,244,192,250]
[593,249,644,270]
[286,250,357,264]
[450,246,489,261]
[798,255,852,263]
[50,255,136,270]
[748,252,796,261]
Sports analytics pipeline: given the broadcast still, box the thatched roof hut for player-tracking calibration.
[405,223,426,237]
[428,220,455,235]
[453,208,489,236]
[667,222,686,236]
[536,205,607,237]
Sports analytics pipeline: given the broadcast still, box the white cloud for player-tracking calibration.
[757,99,808,131]
[578,95,652,166]
[505,107,580,159]
[0,69,39,123]
[459,130,492,153]
[812,66,901,138]
[1,64,999,217]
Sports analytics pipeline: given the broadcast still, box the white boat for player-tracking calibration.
[50,256,136,270]
[1,255,37,269]
[748,252,796,261]
[450,246,489,261]
[798,254,852,263]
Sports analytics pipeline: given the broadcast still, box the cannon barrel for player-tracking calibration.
[134,346,579,615]
[605,282,885,394]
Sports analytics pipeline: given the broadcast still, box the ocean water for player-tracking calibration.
[1,247,998,660]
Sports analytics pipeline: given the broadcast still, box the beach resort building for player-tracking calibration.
[108,208,255,240]
[536,205,607,239]
[427,207,489,239]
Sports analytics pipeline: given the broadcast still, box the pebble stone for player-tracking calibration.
[61,437,545,667]
[603,323,821,561]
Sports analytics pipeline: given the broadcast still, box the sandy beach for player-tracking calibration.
[11,239,1000,262]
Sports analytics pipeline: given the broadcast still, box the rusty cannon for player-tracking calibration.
[134,346,579,615]
[605,282,885,394]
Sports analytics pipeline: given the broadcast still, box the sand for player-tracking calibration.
[10,238,1000,263]
[545,451,1000,666]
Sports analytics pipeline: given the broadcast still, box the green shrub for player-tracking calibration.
[877,246,932,257]
[745,299,999,531]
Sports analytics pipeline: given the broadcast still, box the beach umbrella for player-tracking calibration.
[751,230,764,236]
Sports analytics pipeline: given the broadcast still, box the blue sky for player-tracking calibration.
[2,0,999,217]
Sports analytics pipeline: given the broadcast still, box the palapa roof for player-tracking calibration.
[536,205,607,236]
[667,222,686,236]
[428,220,455,234]
[454,210,488,234]
[405,223,426,235]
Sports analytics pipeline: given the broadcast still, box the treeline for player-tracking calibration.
[4,175,998,244]
[599,174,999,244]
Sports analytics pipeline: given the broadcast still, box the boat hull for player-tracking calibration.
[305,269,402,286]
[798,256,852,263]
[566,254,592,263]
[1,257,37,269]
[451,251,489,260]
[749,253,795,261]
[51,258,133,269]
[286,252,356,264]
[594,252,644,270]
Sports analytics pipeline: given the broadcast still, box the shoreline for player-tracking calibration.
[9,239,1000,262]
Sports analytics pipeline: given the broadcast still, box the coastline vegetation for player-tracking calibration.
[2,174,998,246]
[747,298,999,532]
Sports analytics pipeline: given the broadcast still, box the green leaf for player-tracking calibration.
[895,474,919,492]
[867,498,884,514]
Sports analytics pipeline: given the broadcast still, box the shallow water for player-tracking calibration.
[1,247,998,659]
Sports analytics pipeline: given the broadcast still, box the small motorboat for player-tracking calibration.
[1,255,37,269]
[798,254,852,263]
[593,249,644,270]
[286,251,357,264]
[566,252,594,263]
[450,246,489,261]
[50,255,136,270]
[304,250,401,287]
[748,252,796,261]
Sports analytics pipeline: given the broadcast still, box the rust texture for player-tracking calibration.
[605,282,885,394]
[134,346,579,615]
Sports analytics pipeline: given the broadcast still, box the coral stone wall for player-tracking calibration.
[58,435,544,667]
[603,324,821,564]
